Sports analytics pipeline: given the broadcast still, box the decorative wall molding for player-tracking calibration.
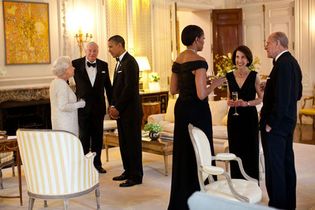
[0,86,50,104]
[59,0,72,57]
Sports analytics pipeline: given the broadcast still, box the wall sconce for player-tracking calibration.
[135,56,151,92]
[75,29,93,57]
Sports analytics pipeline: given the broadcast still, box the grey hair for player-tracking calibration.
[271,32,288,48]
[51,56,71,77]
[86,41,98,48]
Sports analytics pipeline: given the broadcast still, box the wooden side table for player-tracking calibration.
[103,132,173,176]
[0,138,22,205]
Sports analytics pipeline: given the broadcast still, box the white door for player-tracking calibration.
[243,1,294,76]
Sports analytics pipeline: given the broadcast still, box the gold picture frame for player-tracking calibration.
[3,1,51,65]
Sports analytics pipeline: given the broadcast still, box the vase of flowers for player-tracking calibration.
[148,72,160,91]
[144,123,162,141]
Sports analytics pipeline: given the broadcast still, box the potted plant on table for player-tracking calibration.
[148,72,161,91]
[144,123,162,141]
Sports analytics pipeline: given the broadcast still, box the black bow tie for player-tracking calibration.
[116,57,120,62]
[87,62,96,68]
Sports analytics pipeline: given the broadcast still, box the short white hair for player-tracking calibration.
[51,56,71,77]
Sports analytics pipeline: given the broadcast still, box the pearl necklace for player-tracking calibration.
[187,48,197,53]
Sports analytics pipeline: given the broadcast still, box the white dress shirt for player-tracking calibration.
[86,60,97,86]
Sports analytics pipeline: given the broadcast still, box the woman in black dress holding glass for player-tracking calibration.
[168,25,225,210]
[226,45,263,181]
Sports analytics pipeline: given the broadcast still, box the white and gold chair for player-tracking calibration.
[188,124,262,203]
[17,129,100,210]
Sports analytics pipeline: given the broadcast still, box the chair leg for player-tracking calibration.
[28,197,35,210]
[0,169,3,189]
[299,114,303,140]
[12,164,15,177]
[44,200,48,207]
[95,187,100,210]
[63,199,69,210]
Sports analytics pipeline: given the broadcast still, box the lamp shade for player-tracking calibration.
[135,56,151,71]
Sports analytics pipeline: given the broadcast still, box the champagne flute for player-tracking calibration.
[231,91,239,116]
[207,71,217,97]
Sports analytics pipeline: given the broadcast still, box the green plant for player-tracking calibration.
[214,53,260,77]
[144,123,162,133]
[149,72,160,82]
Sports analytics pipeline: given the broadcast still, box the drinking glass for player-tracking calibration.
[231,91,239,116]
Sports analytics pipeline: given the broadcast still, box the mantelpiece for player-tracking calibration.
[0,84,50,104]
[0,85,51,135]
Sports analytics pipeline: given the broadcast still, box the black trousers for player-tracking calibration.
[261,129,296,210]
[117,117,143,182]
[79,114,104,169]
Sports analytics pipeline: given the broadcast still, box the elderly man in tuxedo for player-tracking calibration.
[260,32,302,210]
[108,35,143,187]
[72,42,112,173]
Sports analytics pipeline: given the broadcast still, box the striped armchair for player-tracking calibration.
[17,129,100,210]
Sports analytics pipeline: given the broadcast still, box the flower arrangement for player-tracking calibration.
[149,72,160,82]
[144,123,162,133]
[214,53,260,77]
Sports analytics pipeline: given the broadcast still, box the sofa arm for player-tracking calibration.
[147,113,166,124]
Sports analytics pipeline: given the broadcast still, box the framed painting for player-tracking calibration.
[3,1,51,65]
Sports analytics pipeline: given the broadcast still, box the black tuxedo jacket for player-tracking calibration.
[112,52,141,117]
[260,51,302,134]
[72,57,112,119]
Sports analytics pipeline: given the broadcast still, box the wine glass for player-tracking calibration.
[231,91,239,116]
[207,71,217,98]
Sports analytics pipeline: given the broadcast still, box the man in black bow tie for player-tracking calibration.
[72,42,112,174]
[108,35,143,187]
[87,61,96,68]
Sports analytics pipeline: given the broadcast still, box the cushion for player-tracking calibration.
[221,114,228,126]
[164,98,177,123]
[103,120,117,131]
[209,100,228,125]
[213,125,228,139]
[159,120,175,133]
[299,108,315,115]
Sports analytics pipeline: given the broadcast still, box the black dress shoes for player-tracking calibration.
[96,167,107,174]
[112,174,128,181]
[119,179,142,187]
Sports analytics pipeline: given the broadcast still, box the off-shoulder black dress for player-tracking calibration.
[168,60,214,210]
[226,71,259,180]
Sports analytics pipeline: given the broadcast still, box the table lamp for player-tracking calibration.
[135,56,151,91]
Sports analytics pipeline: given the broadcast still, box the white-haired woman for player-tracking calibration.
[49,56,85,136]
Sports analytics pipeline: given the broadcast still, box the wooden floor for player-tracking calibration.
[294,124,315,145]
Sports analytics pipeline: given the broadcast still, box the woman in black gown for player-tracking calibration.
[168,25,225,210]
[226,45,263,181]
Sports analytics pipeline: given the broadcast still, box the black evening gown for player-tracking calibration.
[168,61,214,210]
[226,71,259,180]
